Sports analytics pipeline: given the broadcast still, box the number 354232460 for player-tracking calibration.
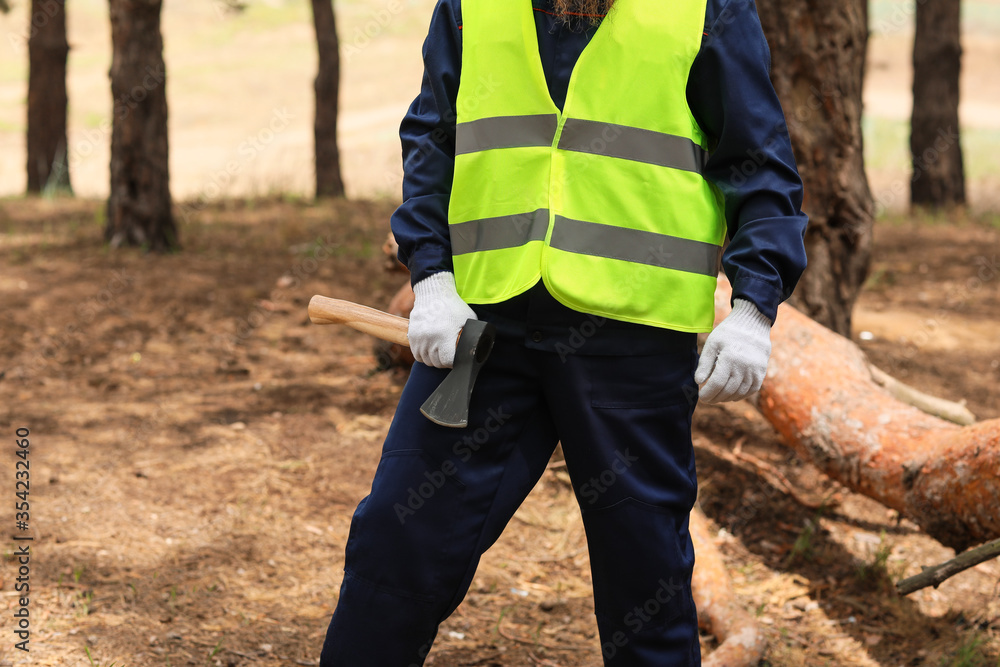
[15,428,30,523]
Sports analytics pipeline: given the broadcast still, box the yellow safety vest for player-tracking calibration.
[449,0,725,332]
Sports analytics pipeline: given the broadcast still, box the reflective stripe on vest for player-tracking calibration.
[450,209,550,255]
[451,210,720,278]
[455,115,558,154]
[449,0,726,332]
[456,116,709,173]
[557,119,709,173]
[550,216,722,277]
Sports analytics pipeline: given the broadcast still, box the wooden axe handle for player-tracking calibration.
[308,295,410,348]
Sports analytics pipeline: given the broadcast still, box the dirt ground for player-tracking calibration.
[1,198,998,667]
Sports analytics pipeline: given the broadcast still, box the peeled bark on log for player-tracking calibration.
[715,278,1000,552]
[690,507,767,667]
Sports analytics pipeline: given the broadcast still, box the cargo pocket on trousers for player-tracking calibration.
[582,497,694,633]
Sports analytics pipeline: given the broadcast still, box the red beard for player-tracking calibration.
[550,0,615,26]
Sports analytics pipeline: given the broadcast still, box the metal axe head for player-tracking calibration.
[420,318,496,428]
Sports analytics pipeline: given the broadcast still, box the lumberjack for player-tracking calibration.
[317,0,808,664]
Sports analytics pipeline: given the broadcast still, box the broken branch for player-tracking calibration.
[868,364,976,425]
[896,536,1000,596]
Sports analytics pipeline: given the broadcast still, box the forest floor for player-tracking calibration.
[1,197,998,667]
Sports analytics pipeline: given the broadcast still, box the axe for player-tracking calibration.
[308,295,496,428]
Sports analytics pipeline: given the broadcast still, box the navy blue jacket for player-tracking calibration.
[391,0,808,354]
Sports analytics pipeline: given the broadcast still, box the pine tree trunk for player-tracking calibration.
[911,0,965,208]
[26,0,72,194]
[714,278,1000,553]
[311,0,345,198]
[106,0,177,251]
[754,0,874,337]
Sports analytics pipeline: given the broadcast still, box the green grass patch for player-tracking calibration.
[863,115,910,172]
[83,112,105,129]
[874,206,1000,232]
[961,2,1000,37]
[0,60,26,84]
[216,0,310,36]
[964,127,1000,178]
[944,631,996,667]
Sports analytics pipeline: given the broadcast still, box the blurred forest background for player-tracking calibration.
[0,0,998,208]
[1,1,999,666]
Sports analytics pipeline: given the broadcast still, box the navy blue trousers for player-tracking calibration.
[320,337,701,666]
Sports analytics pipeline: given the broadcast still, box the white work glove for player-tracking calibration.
[408,272,477,368]
[694,298,773,404]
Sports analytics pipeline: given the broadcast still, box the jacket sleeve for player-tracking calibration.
[390,0,463,286]
[687,0,809,323]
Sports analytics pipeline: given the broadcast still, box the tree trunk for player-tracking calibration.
[310,0,345,198]
[714,278,1000,553]
[911,0,966,208]
[106,0,177,252]
[26,0,72,194]
[754,0,874,337]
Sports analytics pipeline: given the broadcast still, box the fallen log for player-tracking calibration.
[690,507,767,667]
[381,231,408,273]
[714,278,1000,552]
